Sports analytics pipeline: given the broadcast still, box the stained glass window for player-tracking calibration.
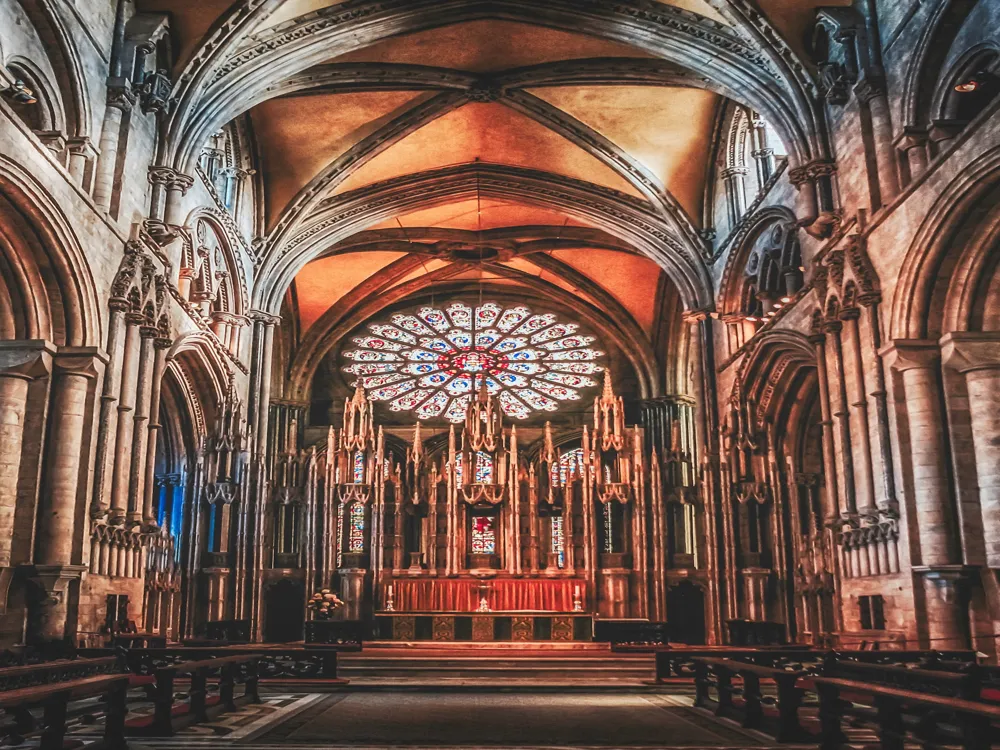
[453,452,463,483]
[474,451,494,484]
[471,515,496,554]
[353,451,365,484]
[603,503,615,554]
[552,447,585,485]
[551,516,566,569]
[348,503,366,553]
[344,302,605,422]
[336,500,346,568]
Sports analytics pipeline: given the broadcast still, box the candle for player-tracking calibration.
[387,584,393,598]
[574,584,580,598]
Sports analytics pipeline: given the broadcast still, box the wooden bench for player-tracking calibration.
[654,647,815,680]
[0,673,130,750]
[127,654,260,737]
[812,676,1000,750]
[692,657,807,742]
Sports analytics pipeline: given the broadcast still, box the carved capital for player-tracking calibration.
[879,339,940,372]
[148,167,195,193]
[940,332,1000,374]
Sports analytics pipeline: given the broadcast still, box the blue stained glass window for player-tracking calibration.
[353,451,365,483]
[349,503,366,553]
[475,451,494,484]
[552,447,585,484]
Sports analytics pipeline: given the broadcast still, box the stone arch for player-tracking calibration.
[167,332,231,428]
[4,55,66,136]
[716,207,801,354]
[0,155,100,347]
[892,145,1000,339]
[163,0,822,176]
[256,165,713,318]
[932,44,1000,130]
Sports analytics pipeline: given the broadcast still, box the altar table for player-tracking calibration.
[374,612,594,642]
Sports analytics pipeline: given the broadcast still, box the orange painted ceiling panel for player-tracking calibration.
[294,251,406,333]
[334,102,644,198]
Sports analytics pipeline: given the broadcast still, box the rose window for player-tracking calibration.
[342,302,605,422]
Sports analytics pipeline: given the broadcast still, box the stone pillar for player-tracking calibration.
[884,340,966,648]
[66,137,98,194]
[824,319,857,516]
[141,338,172,527]
[883,342,958,566]
[855,79,899,206]
[721,167,749,226]
[810,333,840,524]
[859,295,898,512]
[110,312,143,525]
[127,325,157,524]
[941,332,1000,567]
[750,114,774,186]
[32,355,100,641]
[839,308,877,517]
[92,88,134,212]
[163,172,195,227]
[896,128,930,182]
[91,300,127,520]
[0,356,49,568]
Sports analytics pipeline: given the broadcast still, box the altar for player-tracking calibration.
[374,612,594,642]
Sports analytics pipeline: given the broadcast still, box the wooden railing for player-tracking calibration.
[813,676,1000,750]
[0,674,130,750]
[0,657,120,692]
[131,654,260,737]
[692,657,806,742]
[79,646,351,683]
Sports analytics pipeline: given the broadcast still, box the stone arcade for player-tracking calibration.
[1,0,1000,679]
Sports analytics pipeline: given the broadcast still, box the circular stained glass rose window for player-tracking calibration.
[342,301,606,422]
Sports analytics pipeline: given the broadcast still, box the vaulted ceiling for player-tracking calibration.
[138,0,834,422]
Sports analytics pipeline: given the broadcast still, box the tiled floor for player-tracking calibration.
[111,688,820,750]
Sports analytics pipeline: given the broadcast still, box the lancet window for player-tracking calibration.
[471,515,497,554]
[348,504,366,553]
[551,516,566,568]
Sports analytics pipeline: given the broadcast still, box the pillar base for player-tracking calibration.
[28,564,87,643]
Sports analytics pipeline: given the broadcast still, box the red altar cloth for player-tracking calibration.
[388,578,576,612]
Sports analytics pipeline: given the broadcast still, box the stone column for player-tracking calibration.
[750,114,775,186]
[839,308,877,517]
[824,319,857,516]
[91,300,127,520]
[896,128,930,182]
[127,325,157,524]
[941,332,1000,567]
[0,354,50,596]
[92,87,134,212]
[884,340,966,648]
[32,354,100,641]
[109,312,144,525]
[858,295,898,512]
[855,79,899,206]
[163,171,195,227]
[810,332,840,524]
[66,137,98,194]
[721,167,749,226]
[141,338,172,527]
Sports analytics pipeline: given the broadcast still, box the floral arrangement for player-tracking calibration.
[307,589,345,620]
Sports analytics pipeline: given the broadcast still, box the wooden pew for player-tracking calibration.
[128,653,260,737]
[692,657,807,742]
[812,676,1000,750]
[0,673,129,750]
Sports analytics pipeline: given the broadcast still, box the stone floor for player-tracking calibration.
[119,688,817,750]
